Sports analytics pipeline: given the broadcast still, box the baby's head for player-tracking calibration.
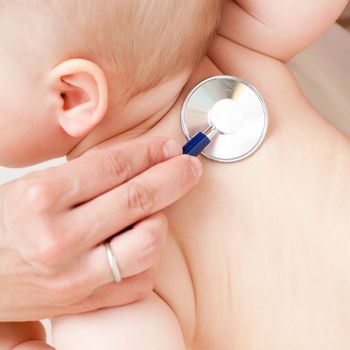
[0,0,223,167]
[0,0,222,166]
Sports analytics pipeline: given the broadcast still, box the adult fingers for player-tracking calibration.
[34,269,156,320]
[43,137,182,208]
[69,154,201,252]
[83,212,167,289]
[55,270,156,317]
[36,213,165,308]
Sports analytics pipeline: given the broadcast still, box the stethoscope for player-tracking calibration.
[181,75,268,162]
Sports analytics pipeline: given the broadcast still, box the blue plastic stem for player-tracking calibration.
[182,131,211,156]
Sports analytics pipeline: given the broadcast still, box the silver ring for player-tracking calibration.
[104,241,122,283]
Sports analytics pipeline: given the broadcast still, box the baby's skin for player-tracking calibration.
[51,1,350,349]
[5,0,350,349]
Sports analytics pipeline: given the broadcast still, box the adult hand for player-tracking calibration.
[0,137,202,321]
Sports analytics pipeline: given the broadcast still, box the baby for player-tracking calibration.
[2,0,350,349]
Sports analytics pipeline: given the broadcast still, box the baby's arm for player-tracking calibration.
[220,0,348,61]
[52,292,186,350]
[0,322,54,350]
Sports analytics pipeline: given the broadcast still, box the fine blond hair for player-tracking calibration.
[3,0,224,100]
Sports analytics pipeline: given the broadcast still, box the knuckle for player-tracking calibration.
[138,228,163,267]
[102,150,130,183]
[145,140,164,165]
[153,212,169,232]
[20,174,56,213]
[127,182,155,213]
[25,226,63,274]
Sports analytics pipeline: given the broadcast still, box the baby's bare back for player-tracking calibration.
[52,37,350,350]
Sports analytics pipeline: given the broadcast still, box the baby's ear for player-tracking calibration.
[48,59,108,138]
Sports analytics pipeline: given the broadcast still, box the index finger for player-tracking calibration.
[53,137,182,207]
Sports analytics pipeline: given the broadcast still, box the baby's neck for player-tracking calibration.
[67,92,181,160]
[67,70,192,160]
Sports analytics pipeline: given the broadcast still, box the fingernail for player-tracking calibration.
[190,157,203,178]
[163,139,182,160]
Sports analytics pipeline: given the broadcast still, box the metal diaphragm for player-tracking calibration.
[181,75,268,162]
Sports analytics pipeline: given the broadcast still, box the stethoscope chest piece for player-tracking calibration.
[181,75,268,162]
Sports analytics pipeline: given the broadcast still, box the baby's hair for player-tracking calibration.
[1,0,224,101]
